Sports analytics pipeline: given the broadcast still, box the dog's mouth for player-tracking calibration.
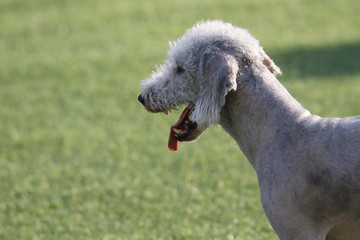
[168,105,198,151]
[138,94,202,151]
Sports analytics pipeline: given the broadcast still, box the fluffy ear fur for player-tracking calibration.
[260,48,281,76]
[191,50,238,128]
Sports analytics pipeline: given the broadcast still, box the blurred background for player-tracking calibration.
[0,0,359,239]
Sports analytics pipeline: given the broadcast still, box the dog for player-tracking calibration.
[138,20,360,239]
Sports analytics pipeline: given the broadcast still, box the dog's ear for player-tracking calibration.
[261,48,281,76]
[191,50,238,128]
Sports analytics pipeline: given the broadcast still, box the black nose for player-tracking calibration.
[138,94,145,106]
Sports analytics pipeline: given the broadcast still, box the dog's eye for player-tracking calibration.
[176,66,185,74]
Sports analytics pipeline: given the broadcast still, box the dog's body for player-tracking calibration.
[138,20,360,239]
[221,62,360,239]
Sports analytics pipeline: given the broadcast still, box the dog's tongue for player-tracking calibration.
[168,106,191,151]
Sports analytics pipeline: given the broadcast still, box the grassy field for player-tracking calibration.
[0,0,359,239]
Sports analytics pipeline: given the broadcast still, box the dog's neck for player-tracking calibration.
[220,65,314,170]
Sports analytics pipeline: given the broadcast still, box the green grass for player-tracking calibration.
[1,0,359,239]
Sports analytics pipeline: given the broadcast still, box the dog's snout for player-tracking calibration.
[138,94,145,106]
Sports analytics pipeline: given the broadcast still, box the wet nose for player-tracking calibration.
[138,94,145,106]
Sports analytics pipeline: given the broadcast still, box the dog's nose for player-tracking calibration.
[138,94,145,106]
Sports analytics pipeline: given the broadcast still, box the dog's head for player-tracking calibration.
[138,20,280,150]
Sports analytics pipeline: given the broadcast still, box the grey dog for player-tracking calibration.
[138,20,360,239]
